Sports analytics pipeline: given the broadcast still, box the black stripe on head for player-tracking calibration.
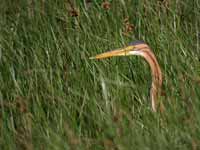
[129,40,146,46]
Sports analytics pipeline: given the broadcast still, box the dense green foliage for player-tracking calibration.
[0,0,200,149]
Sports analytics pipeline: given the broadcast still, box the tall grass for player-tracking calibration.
[0,0,200,149]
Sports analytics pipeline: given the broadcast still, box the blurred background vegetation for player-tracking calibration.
[0,0,200,149]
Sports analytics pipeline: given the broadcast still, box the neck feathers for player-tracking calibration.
[131,42,162,112]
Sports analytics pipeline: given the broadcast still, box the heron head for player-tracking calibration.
[90,40,149,59]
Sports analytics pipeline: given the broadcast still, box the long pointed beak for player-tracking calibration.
[90,45,135,60]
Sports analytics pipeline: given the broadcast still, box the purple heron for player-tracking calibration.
[90,41,162,112]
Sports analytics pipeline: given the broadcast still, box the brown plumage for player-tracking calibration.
[90,41,162,112]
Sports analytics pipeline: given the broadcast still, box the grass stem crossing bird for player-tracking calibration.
[90,41,162,112]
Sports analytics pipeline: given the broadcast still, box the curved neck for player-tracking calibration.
[142,49,162,112]
[132,49,162,112]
